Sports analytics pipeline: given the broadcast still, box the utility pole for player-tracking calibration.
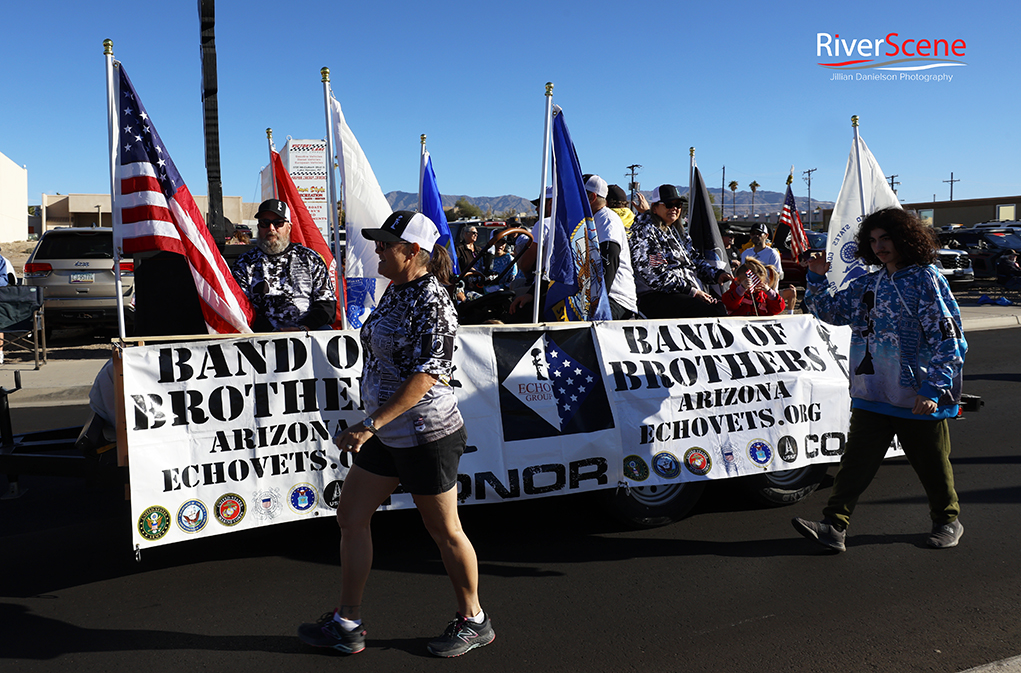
[886,174,899,194]
[943,172,959,201]
[721,166,725,220]
[802,167,817,230]
[626,164,642,213]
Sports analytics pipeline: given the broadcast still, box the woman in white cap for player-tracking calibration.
[298,211,493,659]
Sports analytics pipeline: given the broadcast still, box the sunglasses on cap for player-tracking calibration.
[257,218,287,229]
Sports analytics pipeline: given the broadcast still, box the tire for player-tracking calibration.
[742,464,829,507]
[603,481,706,528]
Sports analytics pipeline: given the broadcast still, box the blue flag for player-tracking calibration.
[543,107,611,321]
[420,150,457,274]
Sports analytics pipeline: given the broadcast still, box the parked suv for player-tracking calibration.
[938,228,1021,278]
[934,247,974,284]
[24,227,134,333]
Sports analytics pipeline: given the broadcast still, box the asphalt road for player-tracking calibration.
[1,328,1019,673]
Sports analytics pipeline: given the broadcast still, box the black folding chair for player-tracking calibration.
[0,286,47,369]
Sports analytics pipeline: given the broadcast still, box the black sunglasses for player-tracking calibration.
[258,218,287,229]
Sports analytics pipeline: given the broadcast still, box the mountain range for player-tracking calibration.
[385,188,833,218]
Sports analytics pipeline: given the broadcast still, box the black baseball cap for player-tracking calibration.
[650,184,683,204]
[255,199,290,221]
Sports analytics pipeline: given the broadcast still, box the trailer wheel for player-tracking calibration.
[742,465,828,507]
[603,481,706,528]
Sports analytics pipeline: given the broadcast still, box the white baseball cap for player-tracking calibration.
[361,210,440,250]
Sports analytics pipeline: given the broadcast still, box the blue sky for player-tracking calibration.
[3,0,1017,211]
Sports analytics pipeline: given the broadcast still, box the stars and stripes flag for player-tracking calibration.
[779,179,810,259]
[113,64,253,333]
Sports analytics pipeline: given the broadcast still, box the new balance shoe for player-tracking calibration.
[927,519,964,549]
[427,612,495,658]
[297,611,366,653]
[792,517,847,552]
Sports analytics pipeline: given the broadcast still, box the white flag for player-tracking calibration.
[825,135,901,293]
[330,95,392,327]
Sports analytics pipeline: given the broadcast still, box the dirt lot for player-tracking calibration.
[2,240,36,273]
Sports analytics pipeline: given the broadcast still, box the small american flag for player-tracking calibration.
[648,252,667,267]
[745,269,761,290]
[115,64,253,334]
[779,182,810,260]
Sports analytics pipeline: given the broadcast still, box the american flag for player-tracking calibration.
[779,182,810,260]
[114,64,253,334]
[745,269,761,290]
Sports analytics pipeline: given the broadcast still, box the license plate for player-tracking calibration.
[70,272,95,283]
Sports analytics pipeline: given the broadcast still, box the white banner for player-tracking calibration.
[123,317,853,549]
[594,316,852,484]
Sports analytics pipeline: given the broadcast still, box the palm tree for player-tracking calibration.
[749,181,760,215]
[728,181,738,217]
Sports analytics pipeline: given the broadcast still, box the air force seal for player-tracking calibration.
[289,484,318,514]
[747,440,774,468]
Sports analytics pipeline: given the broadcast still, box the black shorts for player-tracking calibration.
[353,426,467,496]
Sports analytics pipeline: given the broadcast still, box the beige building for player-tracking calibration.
[0,150,29,241]
[39,193,259,233]
[822,195,1021,229]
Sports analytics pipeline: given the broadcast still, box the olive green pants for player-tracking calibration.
[824,407,959,529]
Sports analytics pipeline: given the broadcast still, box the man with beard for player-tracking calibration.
[232,198,337,332]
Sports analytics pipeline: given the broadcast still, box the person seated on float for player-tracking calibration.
[721,257,786,316]
[627,184,732,319]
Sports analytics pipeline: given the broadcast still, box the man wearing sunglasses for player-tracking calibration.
[232,198,337,332]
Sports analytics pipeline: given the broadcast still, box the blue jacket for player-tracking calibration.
[804,264,966,420]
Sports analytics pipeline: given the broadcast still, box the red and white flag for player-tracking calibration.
[113,64,253,334]
[268,150,342,328]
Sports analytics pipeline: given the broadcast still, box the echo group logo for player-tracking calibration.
[817,31,966,82]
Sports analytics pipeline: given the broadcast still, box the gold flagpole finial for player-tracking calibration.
[321,67,330,83]
[786,173,793,186]
[545,82,554,96]
[689,147,695,157]
[103,39,113,55]
[421,134,427,145]
[266,128,273,140]
[851,115,859,127]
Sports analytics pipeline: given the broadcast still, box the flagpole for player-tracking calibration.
[321,68,347,330]
[104,39,127,341]
[688,147,695,220]
[532,82,554,324]
[851,115,866,219]
[419,135,427,213]
[266,128,277,199]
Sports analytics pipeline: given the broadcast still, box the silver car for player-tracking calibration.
[24,227,134,333]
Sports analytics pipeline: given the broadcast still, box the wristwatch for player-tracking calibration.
[360,416,378,434]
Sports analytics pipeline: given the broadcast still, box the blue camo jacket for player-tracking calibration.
[804,264,967,419]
